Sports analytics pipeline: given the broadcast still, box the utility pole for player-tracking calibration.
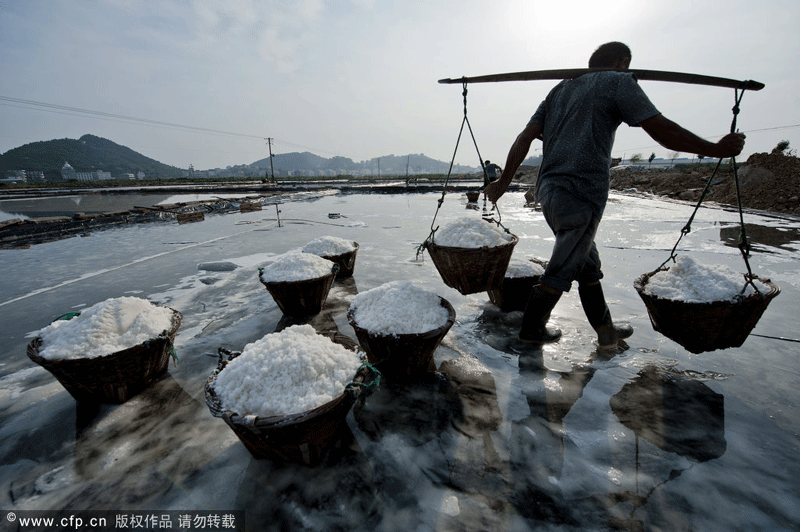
[266,138,275,183]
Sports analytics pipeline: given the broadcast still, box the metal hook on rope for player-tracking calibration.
[480,195,511,234]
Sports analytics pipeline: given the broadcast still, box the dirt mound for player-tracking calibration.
[608,152,800,216]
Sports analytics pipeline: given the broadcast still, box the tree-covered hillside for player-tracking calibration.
[2,134,488,180]
[0,134,184,178]
[250,152,478,175]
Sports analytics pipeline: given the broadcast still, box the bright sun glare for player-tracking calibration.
[508,0,638,49]
[530,1,630,30]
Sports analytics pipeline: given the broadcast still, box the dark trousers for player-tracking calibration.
[539,188,603,292]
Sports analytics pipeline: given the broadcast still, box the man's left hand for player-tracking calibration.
[484,180,504,204]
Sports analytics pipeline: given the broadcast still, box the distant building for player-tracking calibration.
[26,170,45,182]
[74,169,112,181]
[1,170,26,184]
[61,161,76,181]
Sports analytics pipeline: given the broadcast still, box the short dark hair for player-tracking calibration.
[589,42,631,68]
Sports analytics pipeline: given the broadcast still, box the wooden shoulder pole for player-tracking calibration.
[438,68,764,91]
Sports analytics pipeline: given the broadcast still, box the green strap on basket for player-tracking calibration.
[146,331,180,366]
[345,362,382,393]
[168,342,178,366]
[54,311,81,322]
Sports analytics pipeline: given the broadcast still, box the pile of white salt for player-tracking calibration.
[644,255,769,303]
[303,236,356,256]
[435,218,514,248]
[505,258,546,279]
[259,252,334,283]
[349,281,450,336]
[34,297,174,360]
[212,324,362,417]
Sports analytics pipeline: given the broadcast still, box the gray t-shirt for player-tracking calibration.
[530,71,660,214]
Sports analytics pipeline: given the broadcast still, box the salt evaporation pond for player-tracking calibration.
[1,189,799,531]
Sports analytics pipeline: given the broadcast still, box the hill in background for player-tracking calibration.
[2,134,506,180]
[0,134,184,179]
[249,152,480,176]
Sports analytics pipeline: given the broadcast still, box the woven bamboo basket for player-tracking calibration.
[466,191,480,203]
[320,242,359,278]
[634,271,780,354]
[487,257,547,312]
[425,233,518,296]
[26,309,182,403]
[205,335,380,465]
[260,266,337,317]
[347,297,456,382]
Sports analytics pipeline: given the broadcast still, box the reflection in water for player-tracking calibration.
[719,222,800,253]
[3,191,797,530]
[511,343,601,526]
[234,426,383,532]
[0,194,173,218]
[610,365,726,462]
[596,365,727,529]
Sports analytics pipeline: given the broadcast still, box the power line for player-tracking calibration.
[744,124,800,134]
[0,95,351,159]
[0,95,264,140]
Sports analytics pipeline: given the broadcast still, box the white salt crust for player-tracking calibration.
[259,252,334,283]
[505,259,546,279]
[303,236,356,256]
[644,255,771,303]
[35,297,174,360]
[349,281,450,336]
[212,324,363,417]
[435,218,514,248]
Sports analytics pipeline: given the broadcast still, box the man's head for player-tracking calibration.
[589,42,631,69]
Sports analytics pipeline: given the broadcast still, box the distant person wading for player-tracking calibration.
[484,160,502,187]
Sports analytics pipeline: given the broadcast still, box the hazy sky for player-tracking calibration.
[1,0,798,170]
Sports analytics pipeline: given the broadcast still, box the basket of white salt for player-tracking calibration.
[26,297,181,403]
[205,325,379,465]
[634,255,780,354]
[302,236,359,278]
[487,257,547,312]
[346,281,456,381]
[425,218,518,295]
[259,252,338,317]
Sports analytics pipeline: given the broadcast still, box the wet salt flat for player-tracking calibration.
[1,190,799,531]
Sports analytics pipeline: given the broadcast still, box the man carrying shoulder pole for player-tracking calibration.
[484,41,745,350]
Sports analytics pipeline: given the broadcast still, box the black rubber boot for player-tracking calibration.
[578,282,633,350]
[518,285,562,343]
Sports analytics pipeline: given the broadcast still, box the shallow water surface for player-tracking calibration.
[0,191,798,531]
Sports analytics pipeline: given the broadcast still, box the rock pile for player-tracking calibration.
[607,152,800,216]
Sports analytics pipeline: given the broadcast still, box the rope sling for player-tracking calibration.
[653,87,761,299]
[416,81,508,260]
[633,85,784,352]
